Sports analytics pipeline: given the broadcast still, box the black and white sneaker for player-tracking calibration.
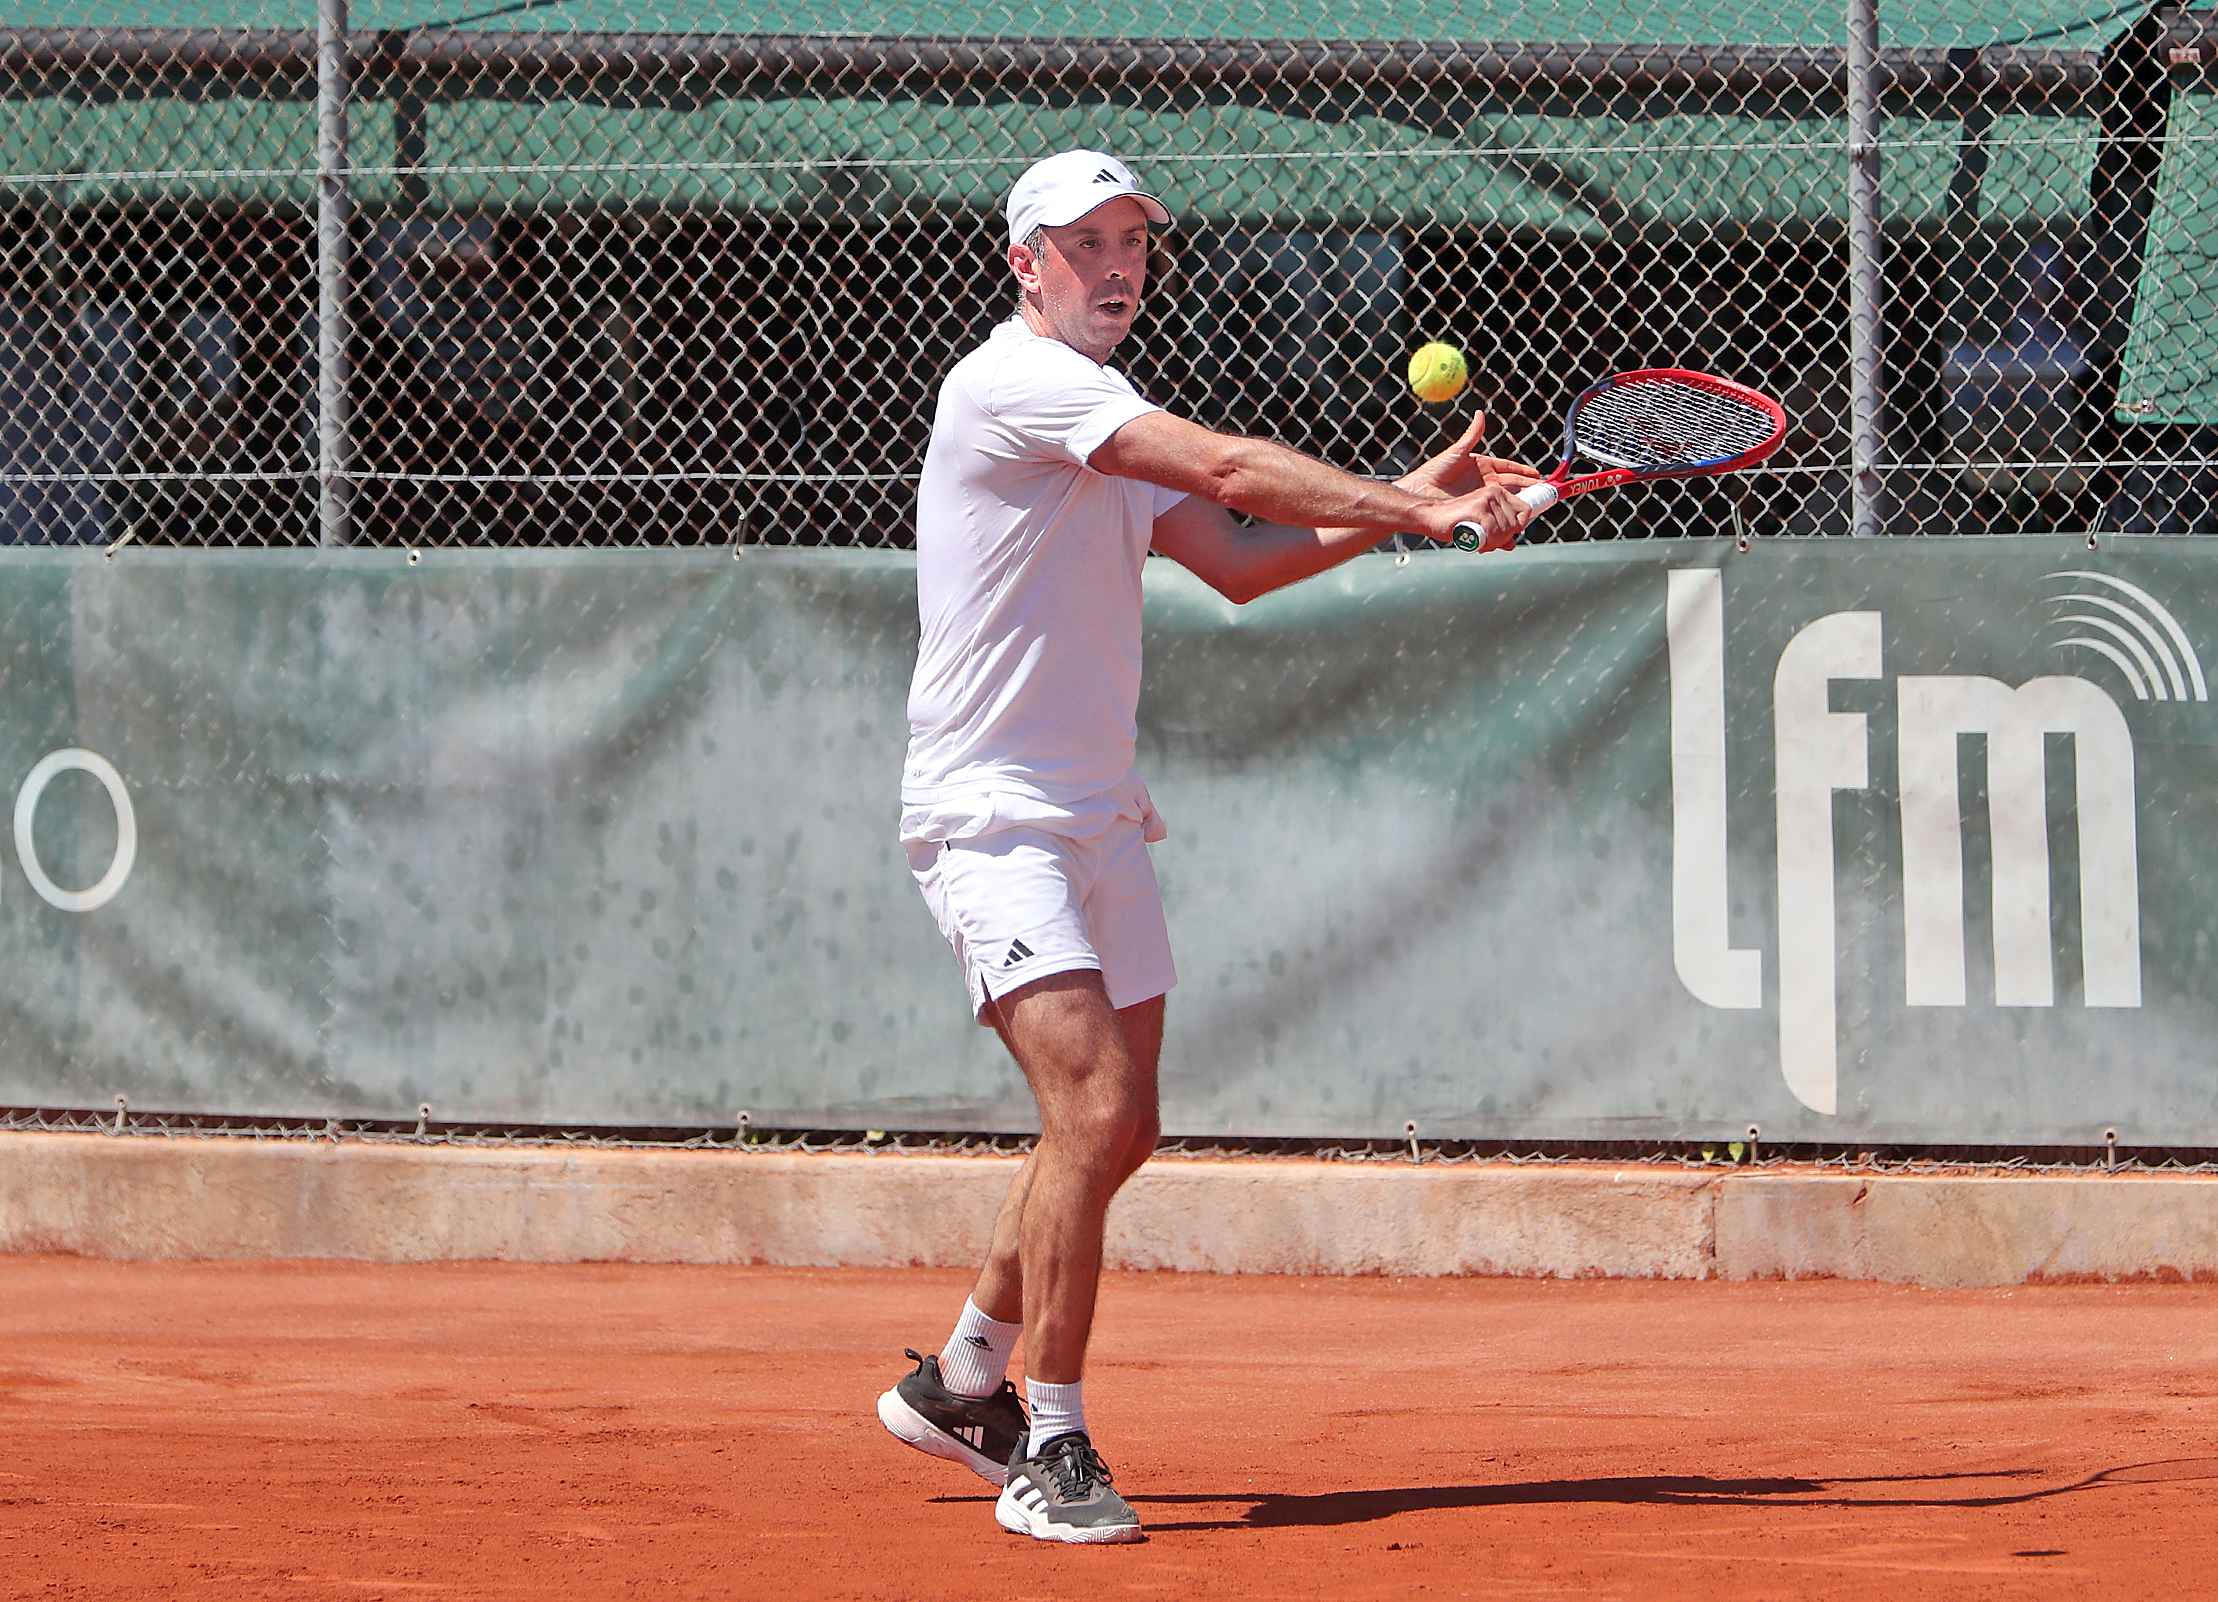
[876,1349,1029,1487]
[995,1431,1144,1544]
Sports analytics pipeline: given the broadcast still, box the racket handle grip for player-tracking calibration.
[1451,481,1561,549]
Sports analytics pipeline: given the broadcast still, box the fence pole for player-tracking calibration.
[1846,0,1884,537]
[315,0,352,548]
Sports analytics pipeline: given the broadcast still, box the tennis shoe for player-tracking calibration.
[995,1431,1144,1544]
[877,1348,1028,1486]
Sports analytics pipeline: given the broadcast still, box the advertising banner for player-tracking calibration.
[0,538,2212,1145]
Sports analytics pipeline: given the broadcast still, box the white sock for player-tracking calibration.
[1025,1377,1087,1453]
[937,1298,1021,1398]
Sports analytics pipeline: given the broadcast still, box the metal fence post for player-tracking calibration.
[1846,0,1885,537]
[316,0,352,548]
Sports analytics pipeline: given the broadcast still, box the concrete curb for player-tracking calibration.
[4,1132,2216,1287]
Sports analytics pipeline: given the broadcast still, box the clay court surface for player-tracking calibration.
[4,1258,2215,1600]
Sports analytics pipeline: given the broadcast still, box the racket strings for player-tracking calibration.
[1572,381,1777,471]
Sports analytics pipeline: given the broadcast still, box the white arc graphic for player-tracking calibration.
[2045,572,2208,702]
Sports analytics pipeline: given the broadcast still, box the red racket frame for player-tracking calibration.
[1453,368,1788,550]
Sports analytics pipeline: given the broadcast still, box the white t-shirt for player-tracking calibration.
[902,317,1188,843]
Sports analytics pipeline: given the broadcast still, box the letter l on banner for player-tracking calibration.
[1667,570,1762,1009]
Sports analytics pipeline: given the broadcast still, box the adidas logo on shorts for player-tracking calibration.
[1002,937,1035,968]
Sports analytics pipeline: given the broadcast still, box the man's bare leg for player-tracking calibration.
[878,967,1160,1527]
[967,972,1162,1380]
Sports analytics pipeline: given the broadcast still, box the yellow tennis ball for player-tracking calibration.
[1407,341,1468,404]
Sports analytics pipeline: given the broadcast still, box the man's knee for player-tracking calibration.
[1046,1091,1145,1156]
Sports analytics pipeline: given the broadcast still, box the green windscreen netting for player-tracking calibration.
[2117,84,2218,425]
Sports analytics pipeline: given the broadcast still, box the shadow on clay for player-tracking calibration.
[1102,1458,2218,1531]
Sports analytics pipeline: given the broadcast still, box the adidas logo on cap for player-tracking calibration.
[1005,147,1171,245]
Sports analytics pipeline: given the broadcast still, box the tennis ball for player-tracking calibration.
[1407,341,1469,404]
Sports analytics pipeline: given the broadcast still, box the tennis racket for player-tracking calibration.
[1452,368,1787,550]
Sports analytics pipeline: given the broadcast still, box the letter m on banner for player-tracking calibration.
[1897,676,2141,1011]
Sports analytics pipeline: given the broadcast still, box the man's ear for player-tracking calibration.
[1008,240,1044,294]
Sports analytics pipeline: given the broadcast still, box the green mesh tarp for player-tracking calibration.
[2116,84,2218,427]
[2,0,2152,47]
[0,0,2135,227]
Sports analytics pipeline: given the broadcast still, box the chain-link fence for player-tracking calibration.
[3,1,2214,548]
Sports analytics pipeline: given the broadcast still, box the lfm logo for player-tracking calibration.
[1665,569,2196,1116]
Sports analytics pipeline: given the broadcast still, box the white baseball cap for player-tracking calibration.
[1006,149,1171,245]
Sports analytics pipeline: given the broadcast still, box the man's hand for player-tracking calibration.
[1407,481,1538,552]
[1393,413,1545,549]
[1396,413,1544,506]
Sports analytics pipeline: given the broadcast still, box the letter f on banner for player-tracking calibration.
[1773,613,1883,1114]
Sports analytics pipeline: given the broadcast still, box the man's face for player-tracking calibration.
[1011,195,1151,362]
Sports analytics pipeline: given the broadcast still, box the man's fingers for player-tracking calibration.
[1485,483,1534,523]
[1430,483,1532,550]
[1437,413,1488,469]
[1475,454,1543,487]
[1485,486,1534,544]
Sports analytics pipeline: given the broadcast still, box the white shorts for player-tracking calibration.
[907,815,1176,1023]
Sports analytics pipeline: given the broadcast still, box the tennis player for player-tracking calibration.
[877,148,1537,1545]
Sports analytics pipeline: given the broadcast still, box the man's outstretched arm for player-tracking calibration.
[1092,409,1539,605]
